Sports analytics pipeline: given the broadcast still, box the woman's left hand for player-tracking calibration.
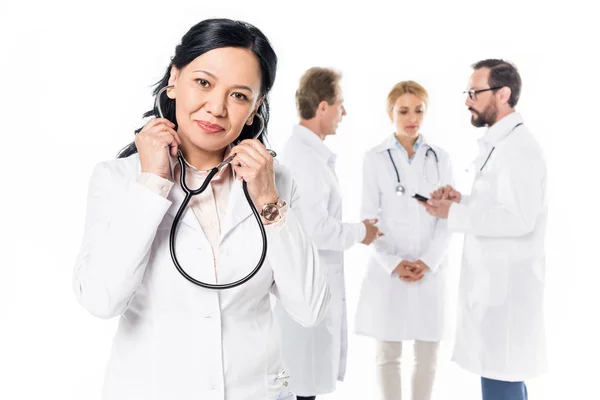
[230,139,279,210]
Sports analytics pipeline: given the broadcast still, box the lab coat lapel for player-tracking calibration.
[165,182,203,233]
[220,180,253,241]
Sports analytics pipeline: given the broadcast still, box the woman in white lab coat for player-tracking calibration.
[354,81,453,400]
[72,19,329,400]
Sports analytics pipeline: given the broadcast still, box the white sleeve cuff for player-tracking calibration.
[354,221,366,243]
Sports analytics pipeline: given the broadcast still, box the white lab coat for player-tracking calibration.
[354,135,454,342]
[273,125,366,396]
[72,153,330,400]
[448,112,548,381]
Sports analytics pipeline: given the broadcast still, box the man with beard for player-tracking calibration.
[421,59,547,400]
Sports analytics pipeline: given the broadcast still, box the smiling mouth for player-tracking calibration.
[195,120,225,134]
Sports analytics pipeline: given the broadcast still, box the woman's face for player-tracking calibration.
[167,47,263,153]
[390,93,426,139]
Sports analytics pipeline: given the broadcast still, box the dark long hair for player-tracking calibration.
[117,19,278,158]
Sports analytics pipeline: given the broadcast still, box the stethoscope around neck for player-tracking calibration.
[155,85,274,290]
[387,145,440,196]
[467,122,525,174]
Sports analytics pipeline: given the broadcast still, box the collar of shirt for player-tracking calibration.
[394,134,423,163]
[478,111,524,150]
[167,145,235,184]
[377,133,429,159]
[293,124,337,165]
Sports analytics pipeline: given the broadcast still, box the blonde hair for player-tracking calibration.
[296,67,342,119]
[387,80,429,117]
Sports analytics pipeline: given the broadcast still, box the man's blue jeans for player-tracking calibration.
[481,377,528,400]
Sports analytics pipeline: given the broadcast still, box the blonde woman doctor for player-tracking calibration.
[354,81,453,400]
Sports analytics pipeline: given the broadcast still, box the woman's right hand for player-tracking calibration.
[135,118,181,179]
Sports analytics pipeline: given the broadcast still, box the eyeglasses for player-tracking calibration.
[463,86,504,100]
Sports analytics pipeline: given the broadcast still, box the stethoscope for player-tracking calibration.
[155,85,274,290]
[387,145,440,196]
[469,122,524,173]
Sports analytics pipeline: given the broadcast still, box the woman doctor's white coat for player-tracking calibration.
[72,153,330,400]
[354,135,453,342]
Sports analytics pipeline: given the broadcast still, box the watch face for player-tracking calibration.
[262,204,280,221]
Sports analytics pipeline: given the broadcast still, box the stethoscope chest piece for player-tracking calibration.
[395,184,406,196]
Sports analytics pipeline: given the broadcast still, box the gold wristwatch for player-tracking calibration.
[260,198,286,223]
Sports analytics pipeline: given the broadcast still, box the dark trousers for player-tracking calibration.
[296,397,316,400]
[482,377,528,400]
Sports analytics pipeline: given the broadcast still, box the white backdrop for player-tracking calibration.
[1,0,598,399]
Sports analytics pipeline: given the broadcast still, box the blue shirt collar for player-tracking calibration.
[394,134,422,162]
